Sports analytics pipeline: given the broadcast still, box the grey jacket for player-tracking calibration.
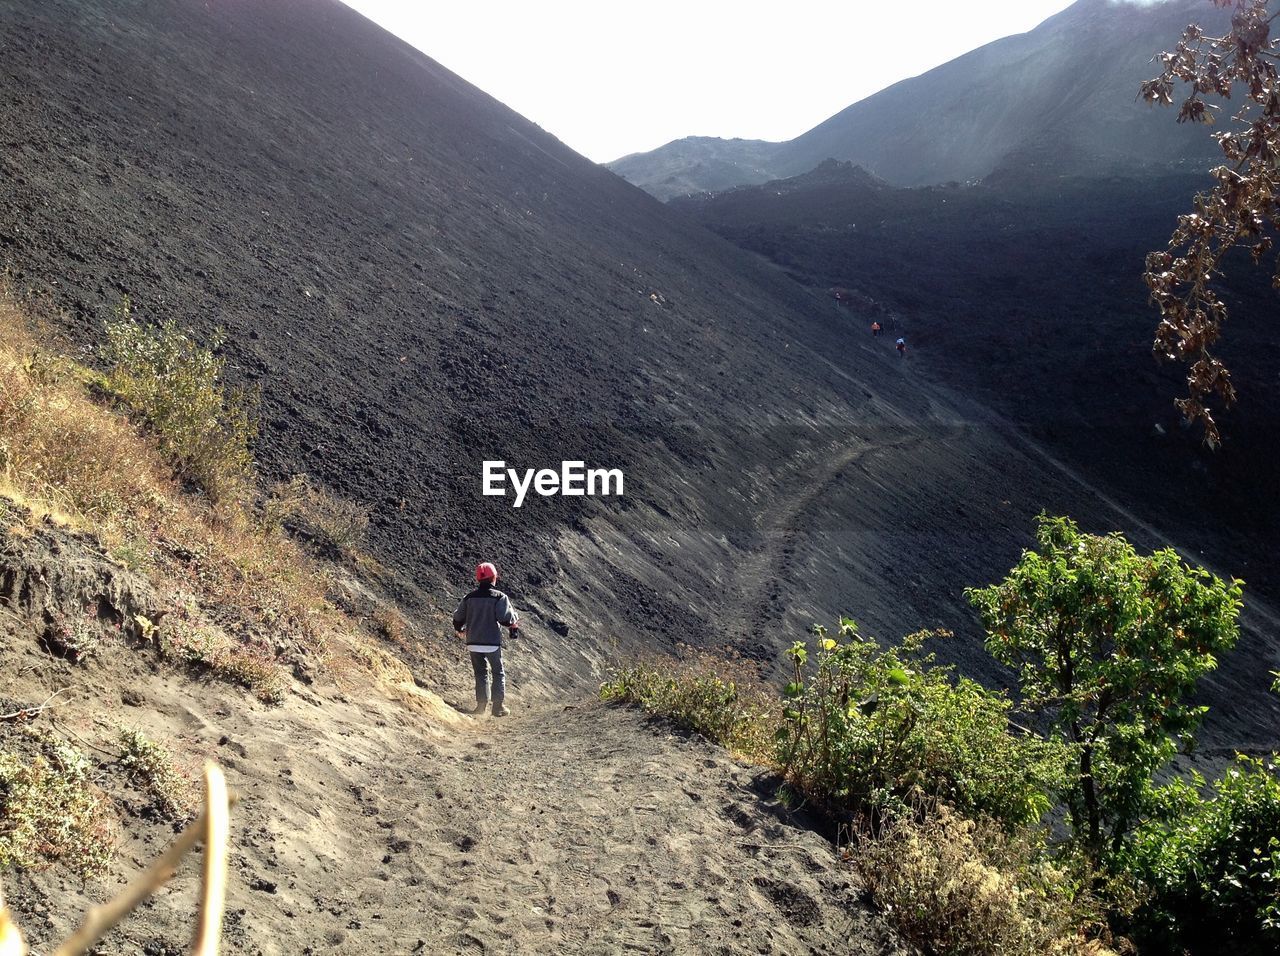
[453,584,518,648]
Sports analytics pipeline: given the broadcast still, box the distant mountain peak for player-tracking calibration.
[790,159,888,189]
[610,0,1224,199]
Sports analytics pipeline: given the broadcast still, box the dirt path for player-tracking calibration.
[735,422,967,642]
[382,702,900,955]
[6,612,901,956]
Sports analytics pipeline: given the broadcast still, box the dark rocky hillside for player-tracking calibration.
[1,0,1277,748]
[610,0,1228,199]
[675,162,1280,637]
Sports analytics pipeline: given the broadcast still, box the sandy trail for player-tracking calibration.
[5,612,899,956]
[382,702,898,955]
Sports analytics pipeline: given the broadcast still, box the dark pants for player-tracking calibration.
[470,649,505,704]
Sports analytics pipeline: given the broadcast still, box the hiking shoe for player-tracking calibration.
[472,701,488,715]
[492,703,510,717]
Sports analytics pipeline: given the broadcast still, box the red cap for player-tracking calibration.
[475,562,498,583]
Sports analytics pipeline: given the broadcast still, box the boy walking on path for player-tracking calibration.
[453,562,521,716]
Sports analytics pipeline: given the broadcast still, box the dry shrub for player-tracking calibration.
[266,474,369,556]
[600,646,779,761]
[0,731,117,879]
[0,295,354,699]
[101,307,255,505]
[852,806,1112,956]
[153,612,228,667]
[118,727,197,822]
[215,649,287,705]
[154,612,287,704]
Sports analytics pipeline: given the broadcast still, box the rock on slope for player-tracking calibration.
[609,0,1228,199]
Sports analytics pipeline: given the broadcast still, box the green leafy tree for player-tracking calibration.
[777,621,1067,829]
[1121,756,1280,955]
[966,515,1242,863]
[1142,0,1280,445]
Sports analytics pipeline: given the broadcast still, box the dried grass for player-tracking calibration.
[851,806,1114,956]
[600,646,780,762]
[0,295,355,700]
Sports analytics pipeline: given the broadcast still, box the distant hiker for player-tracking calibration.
[871,321,882,336]
[453,562,520,717]
[896,337,907,357]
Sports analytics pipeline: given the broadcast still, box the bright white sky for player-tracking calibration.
[341,1,1082,162]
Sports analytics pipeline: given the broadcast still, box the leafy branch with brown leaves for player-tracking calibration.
[1142,0,1280,446]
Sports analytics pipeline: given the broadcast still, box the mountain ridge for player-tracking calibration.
[610,0,1226,199]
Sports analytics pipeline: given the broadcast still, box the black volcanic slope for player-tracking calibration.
[609,0,1228,199]
[1,0,1276,744]
[673,162,1280,604]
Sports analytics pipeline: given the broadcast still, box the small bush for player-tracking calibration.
[0,732,116,879]
[156,612,287,704]
[266,474,369,556]
[118,728,196,822]
[43,605,108,663]
[217,647,287,704]
[778,623,1067,829]
[101,307,255,505]
[1120,756,1280,955]
[853,806,1112,956]
[601,648,778,761]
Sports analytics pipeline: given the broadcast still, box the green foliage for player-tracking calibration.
[600,650,778,761]
[967,515,1242,861]
[118,727,196,822]
[102,303,255,504]
[1120,756,1280,955]
[0,732,116,879]
[777,622,1067,829]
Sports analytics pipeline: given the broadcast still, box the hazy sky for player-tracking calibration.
[342,1,1086,162]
